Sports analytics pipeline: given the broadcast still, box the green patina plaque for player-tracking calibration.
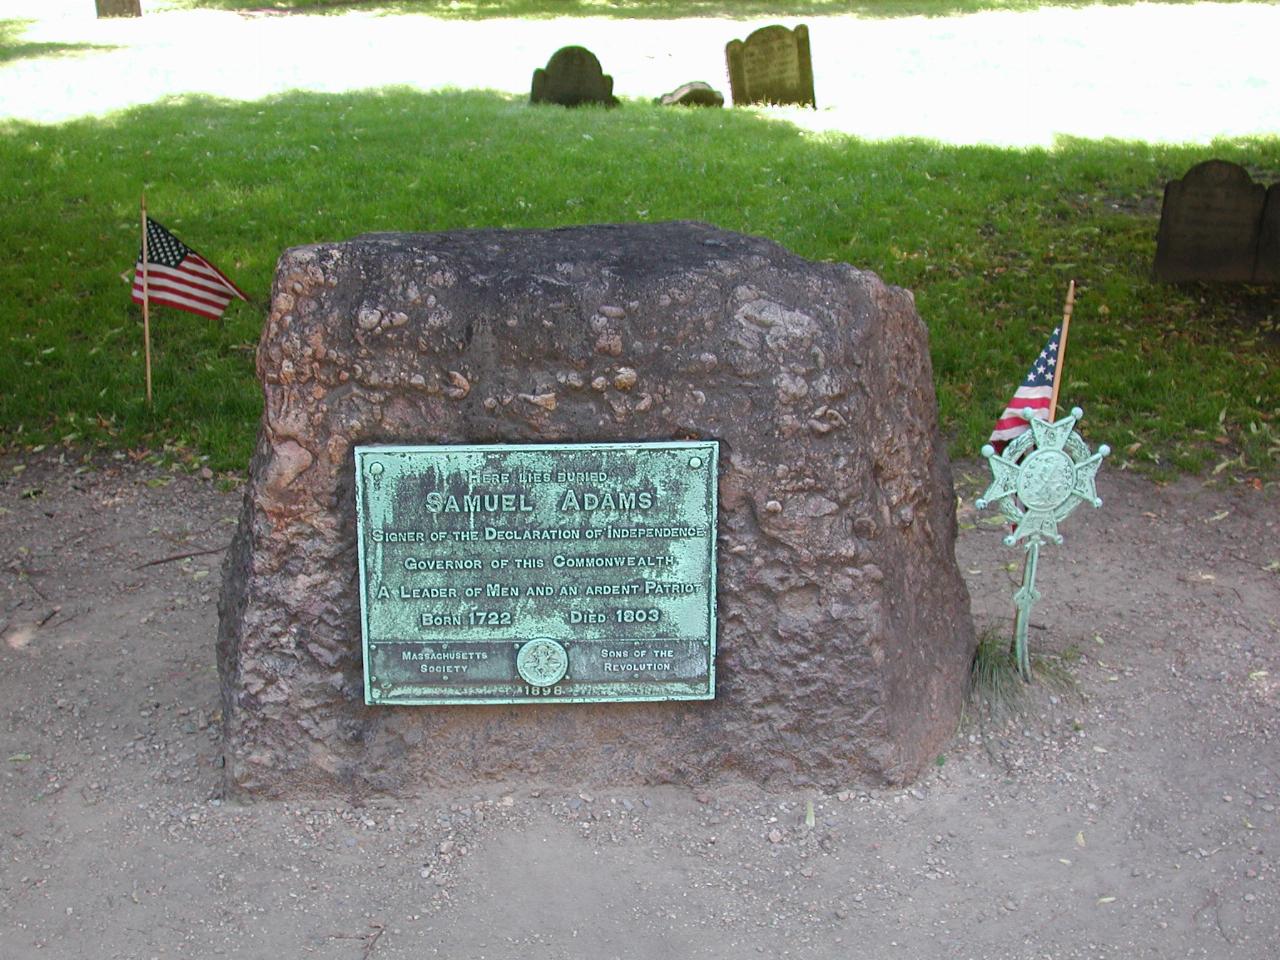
[354,441,719,705]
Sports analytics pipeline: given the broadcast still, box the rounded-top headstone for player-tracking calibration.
[725,24,816,108]
[218,221,975,798]
[1154,159,1269,283]
[530,45,619,108]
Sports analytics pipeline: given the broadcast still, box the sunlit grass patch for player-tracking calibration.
[154,0,1262,21]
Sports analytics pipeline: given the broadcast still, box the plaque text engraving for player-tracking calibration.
[355,441,719,705]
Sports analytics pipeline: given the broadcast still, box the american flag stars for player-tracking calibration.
[989,324,1064,453]
[131,217,248,320]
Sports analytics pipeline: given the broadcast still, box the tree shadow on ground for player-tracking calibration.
[0,20,118,64]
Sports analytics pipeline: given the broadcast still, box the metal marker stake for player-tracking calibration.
[978,406,1109,681]
[1011,537,1041,680]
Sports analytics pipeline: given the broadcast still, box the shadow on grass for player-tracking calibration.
[158,0,1218,22]
[0,20,119,64]
[0,87,1275,471]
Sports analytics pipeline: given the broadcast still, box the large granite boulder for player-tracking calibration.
[218,221,974,798]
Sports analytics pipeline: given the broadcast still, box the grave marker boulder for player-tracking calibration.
[530,46,619,108]
[725,24,815,108]
[218,222,974,798]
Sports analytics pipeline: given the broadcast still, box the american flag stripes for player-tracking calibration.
[131,217,247,319]
[988,324,1063,454]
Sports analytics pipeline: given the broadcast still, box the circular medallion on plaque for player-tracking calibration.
[1015,448,1076,511]
[516,638,569,687]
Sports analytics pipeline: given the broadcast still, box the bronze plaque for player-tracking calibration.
[354,441,718,705]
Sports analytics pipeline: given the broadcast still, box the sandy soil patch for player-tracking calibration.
[1,450,1276,958]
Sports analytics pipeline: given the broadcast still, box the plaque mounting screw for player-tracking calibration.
[369,461,384,476]
[689,457,702,469]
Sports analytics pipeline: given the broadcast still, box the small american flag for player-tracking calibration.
[988,325,1062,454]
[132,217,247,319]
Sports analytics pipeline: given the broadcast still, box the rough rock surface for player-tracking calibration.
[218,221,974,798]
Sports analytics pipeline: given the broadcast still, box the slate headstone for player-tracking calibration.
[725,24,815,108]
[1154,160,1266,283]
[657,81,724,108]
[1255,185,1280,285]
[530,46,619,108]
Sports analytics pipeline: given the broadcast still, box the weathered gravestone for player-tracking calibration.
[725,24,816,108]
[530,46,619,108]
[1256,185,1280,285]
[95,0,141,17]
[1154,160,1269,283]
[218,221,974,798]
[657,81,724,108]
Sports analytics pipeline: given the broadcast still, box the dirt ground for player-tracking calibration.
[1,449,1277,960]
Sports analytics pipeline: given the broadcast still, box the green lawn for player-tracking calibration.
[0,88,1276,476]
[156,0,1257,20]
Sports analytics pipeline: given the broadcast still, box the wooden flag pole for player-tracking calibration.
[140,192,153,407]
[1048,279,1075,420]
